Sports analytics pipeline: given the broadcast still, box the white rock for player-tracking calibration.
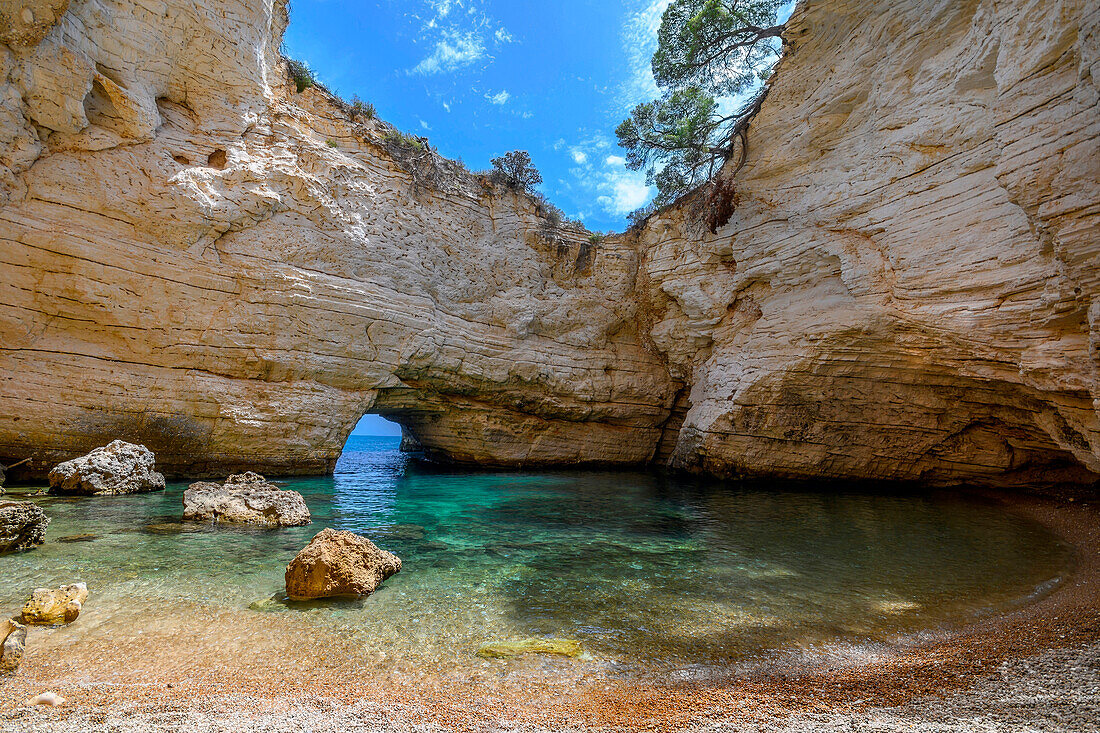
[27,692,65,706]
[48,441,165,496]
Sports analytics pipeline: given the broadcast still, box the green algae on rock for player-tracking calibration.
[477,638,584,659]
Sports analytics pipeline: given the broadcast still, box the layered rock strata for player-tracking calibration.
[636,0,1100,487]
[0,0,1096,489]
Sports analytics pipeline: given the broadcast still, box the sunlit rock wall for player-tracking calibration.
[0,0,676,476]
[637,0,1100,488]
[0,0,1096,489]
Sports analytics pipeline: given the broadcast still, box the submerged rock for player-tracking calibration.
[476,638,584,659]
[21,583,89,626]
[56,533,99,543]
[48,441,165,496]
[0,501,49,553]
[0,618,27,673]
[183,472,311,527]
[284,528,400,601]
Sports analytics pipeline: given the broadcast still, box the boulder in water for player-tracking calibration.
[183,472,311,527]
[21,583,88,625]
[0,501,49,554]
[0,618,26,673]
[284,528,400,600]
[48,441,165,496]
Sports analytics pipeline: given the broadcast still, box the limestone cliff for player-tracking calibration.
[638,0,1100,488]
[0,0,1096,489]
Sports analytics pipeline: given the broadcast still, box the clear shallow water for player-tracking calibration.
[0,436,1072,676]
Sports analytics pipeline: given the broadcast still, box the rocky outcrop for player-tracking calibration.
[21,582,88,625]
[0,0,1096,490]
[0,618,27,673]
[636,0,1100,488]
[48,441,165,495]
[183,471,310,526]
[0,500,49,553]
[284,528,400,600]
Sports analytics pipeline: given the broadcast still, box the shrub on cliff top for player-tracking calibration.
[489,150,543,194]
[286,58,318,94]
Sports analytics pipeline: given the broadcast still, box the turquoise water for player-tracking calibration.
[0,436,1072,676]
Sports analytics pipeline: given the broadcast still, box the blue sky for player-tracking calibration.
[283,0,708,232]
[353,414,402,436]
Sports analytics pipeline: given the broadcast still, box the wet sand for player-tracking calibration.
[1,490,1097,732]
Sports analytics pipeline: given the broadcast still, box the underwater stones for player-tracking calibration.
[21,583,88,626]
[0,501,49,553]
[183,472,311,527]
[0,618,27,673]
[284,528,401,601]
[476,638,584,659]
[48,441,165,496]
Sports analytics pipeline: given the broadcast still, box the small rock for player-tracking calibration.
[0,501,50,554]
[183,472,310,527]
[0,618,27,673]
[48,440,165,496]
[284,528,400,601]
[21,583,89,626]
[27,692,65,707]
[476,638,584,659]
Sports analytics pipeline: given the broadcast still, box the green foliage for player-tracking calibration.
[350,96,376,120]
[286,58,317,94]
[627,202,659,229]
[384,129,426,152]
[617,0,786,206]
[588,232,606,245]
[489,150,543,193]
[652,0,785,98]
[326,139,338,148]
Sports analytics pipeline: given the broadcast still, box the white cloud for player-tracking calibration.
[565,133,654,217]
[412,29,486,75]
[619,0,672,110]
[411,0,511,76]
[596,173,652,215]
[420,119,432,130]
[486,89,510,105]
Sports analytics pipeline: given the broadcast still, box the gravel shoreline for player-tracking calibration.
[2,492,1097,732]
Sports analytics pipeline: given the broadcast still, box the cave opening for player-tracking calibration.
[337,413,421,476]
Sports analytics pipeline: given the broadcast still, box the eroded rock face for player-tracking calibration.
[0,501,49,553]
[48,440,165,496]
[635,0,1100,488]
[284,528,401,600]
[21,582,88,625]
[0,0,1096,490]
[183,472,311,527]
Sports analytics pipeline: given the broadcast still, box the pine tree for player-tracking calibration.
[616,0,786,207]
